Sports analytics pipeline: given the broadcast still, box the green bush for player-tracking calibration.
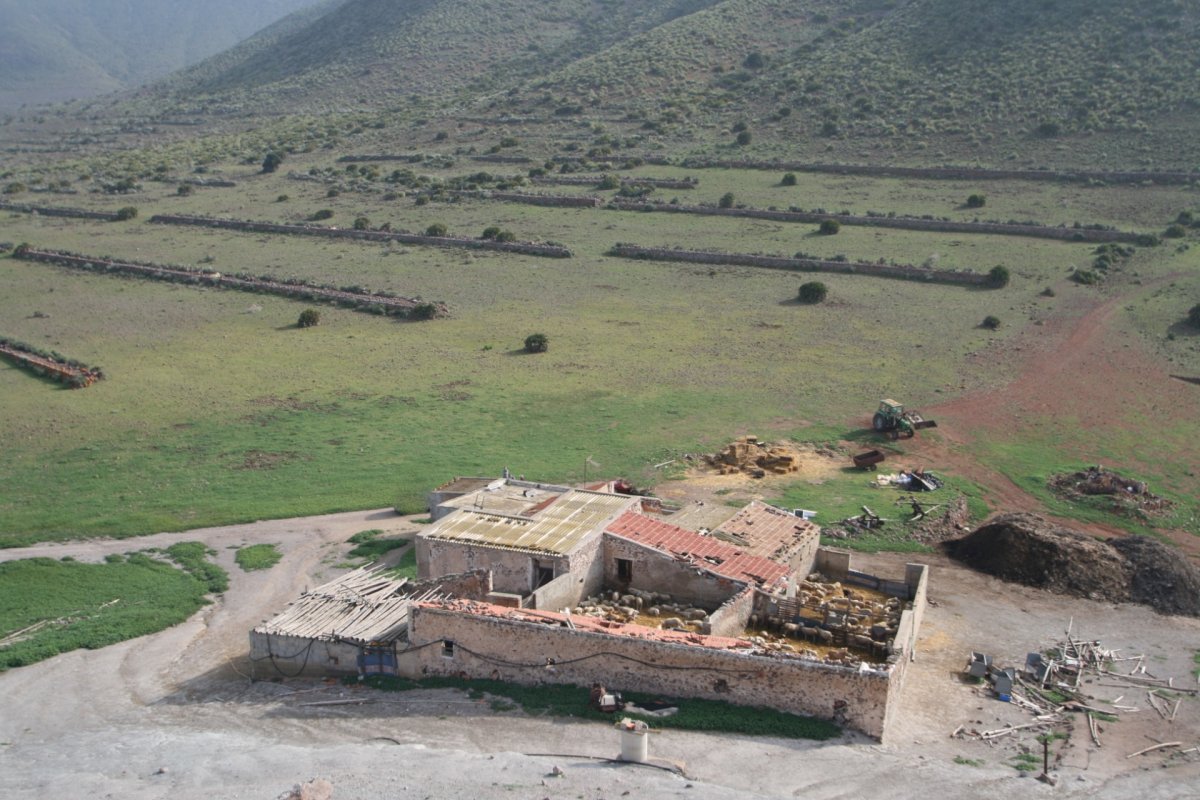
[3,182,26,194]
[177,184,194,196]
[480,226,501,240]
[797,281,828,304]
[1072,269,1101,285]
[235,544,282,571]
[410,303,439,321]
[298,308,321,328]
[818,219,840,235]
[988,264,1011,288]
[309,209,334,221]
[981,315,1001,330]
[495,230,516,242]
[262,152,284,173]
[781,173,797,186]
[597,174,621,190]
[524,332,549,353]
[1164,224,1187,238]
[1188,303,1200,328]
[735,130,752,146]
[966,193,986,208]
[425,222,448,237]
[353,216,370,230]
[719,192,735,209]
[276,194,289,202]
[114,206,138,221]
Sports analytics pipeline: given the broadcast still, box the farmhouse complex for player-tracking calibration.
[252,477,929,740]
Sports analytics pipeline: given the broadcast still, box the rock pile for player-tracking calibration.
[574,589,709,631]
[946,513,1200,616]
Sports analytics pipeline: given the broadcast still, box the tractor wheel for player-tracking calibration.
[872,412,891,431]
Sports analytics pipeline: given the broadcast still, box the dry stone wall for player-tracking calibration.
[149,214,573,258]
[601,533,748,608]
[0,201,121,221]
[608,200,1143,244]
[610,244,993,287]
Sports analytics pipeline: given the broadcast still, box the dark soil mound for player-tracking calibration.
[1110,536,1200,617]
[946,513,1200,616]
[945,513,1131,602]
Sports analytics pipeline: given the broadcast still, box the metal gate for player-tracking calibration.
[358,643,397,676]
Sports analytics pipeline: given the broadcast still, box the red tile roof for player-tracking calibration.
[605,511,789,587]
[715,500,820,562]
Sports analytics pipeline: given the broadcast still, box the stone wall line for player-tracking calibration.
[0,201,122,221]
[608,200,1147,244]
[14,247,446,319]
[148,214,573,259]
[609,244,994,287]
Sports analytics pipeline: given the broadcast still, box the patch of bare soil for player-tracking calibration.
[946,512,1200,616]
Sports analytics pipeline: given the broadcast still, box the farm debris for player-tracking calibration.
[704,436,803,477]
[945,513,1200,616]
[1048,465,1174,517]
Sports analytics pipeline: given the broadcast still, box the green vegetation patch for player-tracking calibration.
[347,530,409,562]
[234,543,282,571]
[387,547,418,580]
[0,554,213,670]
[164,541,229,593]
[355,675,840,740]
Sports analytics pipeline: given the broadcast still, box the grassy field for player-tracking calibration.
[1,158,1196,547]
[0,545,223,669]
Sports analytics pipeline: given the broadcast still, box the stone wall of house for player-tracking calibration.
[416,537,570,596]
[601,534,744,609]
[706,586,756,638]
[406,605,895,739]
[248,631,360,678]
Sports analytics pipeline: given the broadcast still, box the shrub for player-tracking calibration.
[480,226,501,240]
[3,182,26,194]
[597,174,621,190]
[743,52,765,70]
[276,194,289,202]
[1040,286,1056,297]
[735,131,752,146]
[781,172,797,186]
[114,206,138,221]
[495,230,516,242]
[523,332,549,353]
[425,222,448,237]
[353,216,370,230]
[981,315,1001,330]
[1164,224,1187,238]
[261,152,283,173]
[966,193,986,208]
[818,219,840,235]
[435,131,448,141]
[1188,304,1200,328]
[326,188,340,198]
[411,303,439,321]
[1036,121,1061,138]
[797,281,828,304]
[309,209,334,221]
[987,264,1011,288]
[719,192,735,209]
[1072,269,1101,285]
[298,308,321,328]
[177,184,194,196]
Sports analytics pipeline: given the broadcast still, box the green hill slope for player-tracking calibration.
[0,0,320,110]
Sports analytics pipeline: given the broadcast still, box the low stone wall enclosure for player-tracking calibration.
[0,201,122,221]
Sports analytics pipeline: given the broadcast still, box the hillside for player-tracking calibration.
[0,0,321,110]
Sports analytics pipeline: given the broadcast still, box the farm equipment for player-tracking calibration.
[871,399,938,439]
[852,449,887,470]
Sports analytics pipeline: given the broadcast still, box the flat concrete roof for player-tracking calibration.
[422,489,636,556]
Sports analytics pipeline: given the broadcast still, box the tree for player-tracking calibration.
[523,333,549,353]
[818,219,840,235]
[425,222,448,237]
[797,282,828,304]
[1188,303,1200,329]
[781,173,797,186]
[988,264,1011,288]
[735,130,752,146]
[966,193,986,208]
[298,309,321,328]
[261,152,284,173]
[719,192,735,209]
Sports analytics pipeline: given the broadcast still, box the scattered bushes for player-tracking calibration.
[966,193,986,208]
[818,219,840,235]
[981,315,1001,330]
[988,264,1011,288]
[298,308,321,328]
[797,281,828,304]
[523,332,549,353]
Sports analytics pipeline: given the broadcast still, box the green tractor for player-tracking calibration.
[872,399,938,439]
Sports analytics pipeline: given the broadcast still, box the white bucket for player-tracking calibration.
[619,727,649,763]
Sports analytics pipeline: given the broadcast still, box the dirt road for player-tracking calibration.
[1,512,1197,799]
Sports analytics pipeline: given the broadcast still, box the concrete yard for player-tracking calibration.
[1,508,1198,799]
